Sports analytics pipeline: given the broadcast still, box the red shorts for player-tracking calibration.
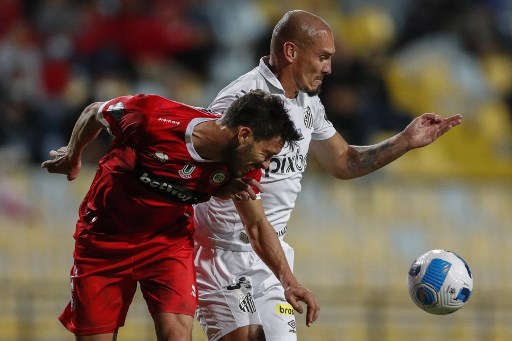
[59,234,197,335]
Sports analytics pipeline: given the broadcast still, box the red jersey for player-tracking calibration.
[75,94,257,243]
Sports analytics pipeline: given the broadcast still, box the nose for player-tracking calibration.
[323,62,331,75]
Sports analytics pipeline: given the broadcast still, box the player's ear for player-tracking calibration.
[238,127,253,145]
[284,42,296,62]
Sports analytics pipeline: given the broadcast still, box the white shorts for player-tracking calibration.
[194,241,297,341]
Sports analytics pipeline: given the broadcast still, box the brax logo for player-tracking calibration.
[139,172,194,202]
[276,303,294,316]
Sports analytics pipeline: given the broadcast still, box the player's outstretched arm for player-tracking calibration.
[311,113,462,180]
[41,102,104,181]
[234,199,320,326]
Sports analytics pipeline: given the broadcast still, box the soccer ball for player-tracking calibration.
[407,249,473,315]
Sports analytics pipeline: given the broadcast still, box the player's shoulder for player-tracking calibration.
[136,94,199,112]
[218,68,270,96]
[106,93,165,111]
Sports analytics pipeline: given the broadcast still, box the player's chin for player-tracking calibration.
[306,84,322,97]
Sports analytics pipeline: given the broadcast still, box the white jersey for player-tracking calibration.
[194,57,336,251]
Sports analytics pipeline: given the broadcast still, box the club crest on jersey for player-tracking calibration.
[210,171,227,184]
[153,151,169,163]
[178,163,196,179]
[303,106,313,129]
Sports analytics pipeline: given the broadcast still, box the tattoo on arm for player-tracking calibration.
[347,141,400,175]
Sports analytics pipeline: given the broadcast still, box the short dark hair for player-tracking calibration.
[221,89,302,147]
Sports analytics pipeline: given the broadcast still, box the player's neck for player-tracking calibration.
[192,121,234,162]
[268,57,298,99]
[280,75,299,99]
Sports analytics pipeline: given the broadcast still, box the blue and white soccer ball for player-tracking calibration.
[407,249,473,315]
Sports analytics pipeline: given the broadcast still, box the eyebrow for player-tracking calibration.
[319,48,334,56]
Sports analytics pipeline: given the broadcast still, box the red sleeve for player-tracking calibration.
[99,94,153,139]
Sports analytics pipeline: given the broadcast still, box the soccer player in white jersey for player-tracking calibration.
[194,10,462,341]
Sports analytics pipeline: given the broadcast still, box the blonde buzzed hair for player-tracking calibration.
[270,10,332,53]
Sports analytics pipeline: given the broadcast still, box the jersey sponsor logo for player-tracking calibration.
[303,106,313,129]
[106,102,125,121]
[264,146,307,177]
[226,277,256,313]
[136,166,209,204]
[178,163,196,179]
[140,172,196,202]
[276,303,294,316]
[153,151,169,163]
[210,171,227,184]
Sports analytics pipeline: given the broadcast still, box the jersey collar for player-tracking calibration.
[258,57,286,96]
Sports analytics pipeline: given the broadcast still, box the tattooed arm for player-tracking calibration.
[310,113,462,179]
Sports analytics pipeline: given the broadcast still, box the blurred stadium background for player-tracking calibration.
[1,0,511,340]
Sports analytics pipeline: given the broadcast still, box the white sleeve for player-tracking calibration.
[312,98,337,141]
[208,92,238,115]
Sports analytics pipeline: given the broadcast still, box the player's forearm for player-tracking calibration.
[66,103,104,160]
[235,200,300,288]
[344,132,410,177]
[246,221,299,288]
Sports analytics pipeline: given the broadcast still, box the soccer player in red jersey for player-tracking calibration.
[41,89,319,341]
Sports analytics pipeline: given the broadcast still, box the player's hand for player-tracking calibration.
[41,146,81,181]
[213,178,263,201]
[284,284,320,327]
[403,113,462,149]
